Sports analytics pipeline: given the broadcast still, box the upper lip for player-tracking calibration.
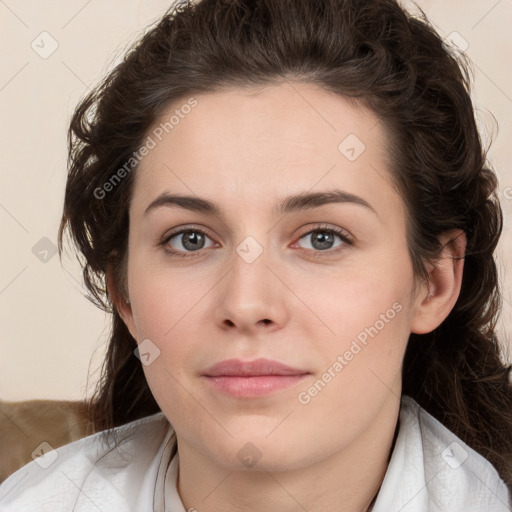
[203,358,309,377]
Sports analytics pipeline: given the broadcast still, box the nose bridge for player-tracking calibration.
[228,233,272,303]
[214,232,287,330]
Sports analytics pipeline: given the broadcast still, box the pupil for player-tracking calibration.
[313,231,333,250]
[183,232,204,251]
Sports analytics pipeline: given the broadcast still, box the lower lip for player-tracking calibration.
[203,374,308,397]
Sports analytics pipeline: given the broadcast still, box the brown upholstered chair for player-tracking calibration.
[0,399,94,483]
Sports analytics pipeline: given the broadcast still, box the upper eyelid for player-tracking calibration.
[163,223,350,236]
[296,224,353,243]
[305,223,352,236]
[162,224,213,241]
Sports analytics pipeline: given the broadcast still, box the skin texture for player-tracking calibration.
[109,82,466,512]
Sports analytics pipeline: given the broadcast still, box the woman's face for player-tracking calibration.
[119,82,429,470]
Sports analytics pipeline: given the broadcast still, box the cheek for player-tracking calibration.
[129,273,203,423]
[293,249,413,345]
[291,277,412,449]
[127,259,213,395]
[290,250,415,411]
[128,255,203,339]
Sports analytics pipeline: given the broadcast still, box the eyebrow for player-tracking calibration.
[144,189,377,217]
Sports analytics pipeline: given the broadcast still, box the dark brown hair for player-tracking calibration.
[58,0,512,488]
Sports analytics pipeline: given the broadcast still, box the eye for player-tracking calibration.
[160,228,216,257]
[295,225,352,254]
[159,224,353,258]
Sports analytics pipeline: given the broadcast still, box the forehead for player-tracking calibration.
[130,82,399,219]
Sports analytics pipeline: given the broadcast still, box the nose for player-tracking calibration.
[214,242,290,335]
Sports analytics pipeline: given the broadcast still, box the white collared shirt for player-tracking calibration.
[0,395,510,511]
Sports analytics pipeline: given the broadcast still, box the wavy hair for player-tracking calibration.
[58,0,512,489]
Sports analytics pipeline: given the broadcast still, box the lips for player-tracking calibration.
[202,358,308,377]
[201,358,310,398]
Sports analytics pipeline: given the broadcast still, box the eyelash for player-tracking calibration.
[158,224,353,258]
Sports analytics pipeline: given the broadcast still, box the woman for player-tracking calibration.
[1,0,511,510]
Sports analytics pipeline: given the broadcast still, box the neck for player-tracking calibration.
[175,393,401,512]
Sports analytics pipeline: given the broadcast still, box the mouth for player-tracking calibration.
[201,358,310,398]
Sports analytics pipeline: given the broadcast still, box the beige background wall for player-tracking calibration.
[0,0,511,401]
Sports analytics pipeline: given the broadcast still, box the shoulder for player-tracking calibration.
[0,411,173,512]
[377,395,511,512]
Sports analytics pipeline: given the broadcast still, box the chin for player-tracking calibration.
[200,432,310,473]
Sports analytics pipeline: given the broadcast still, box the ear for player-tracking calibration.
[106,263,138,340]
[410,229,466,334]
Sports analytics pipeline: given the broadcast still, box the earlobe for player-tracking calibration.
[410,229,466,335]
[106,264,138,339]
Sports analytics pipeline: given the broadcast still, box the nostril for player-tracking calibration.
[222,318,272,327]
